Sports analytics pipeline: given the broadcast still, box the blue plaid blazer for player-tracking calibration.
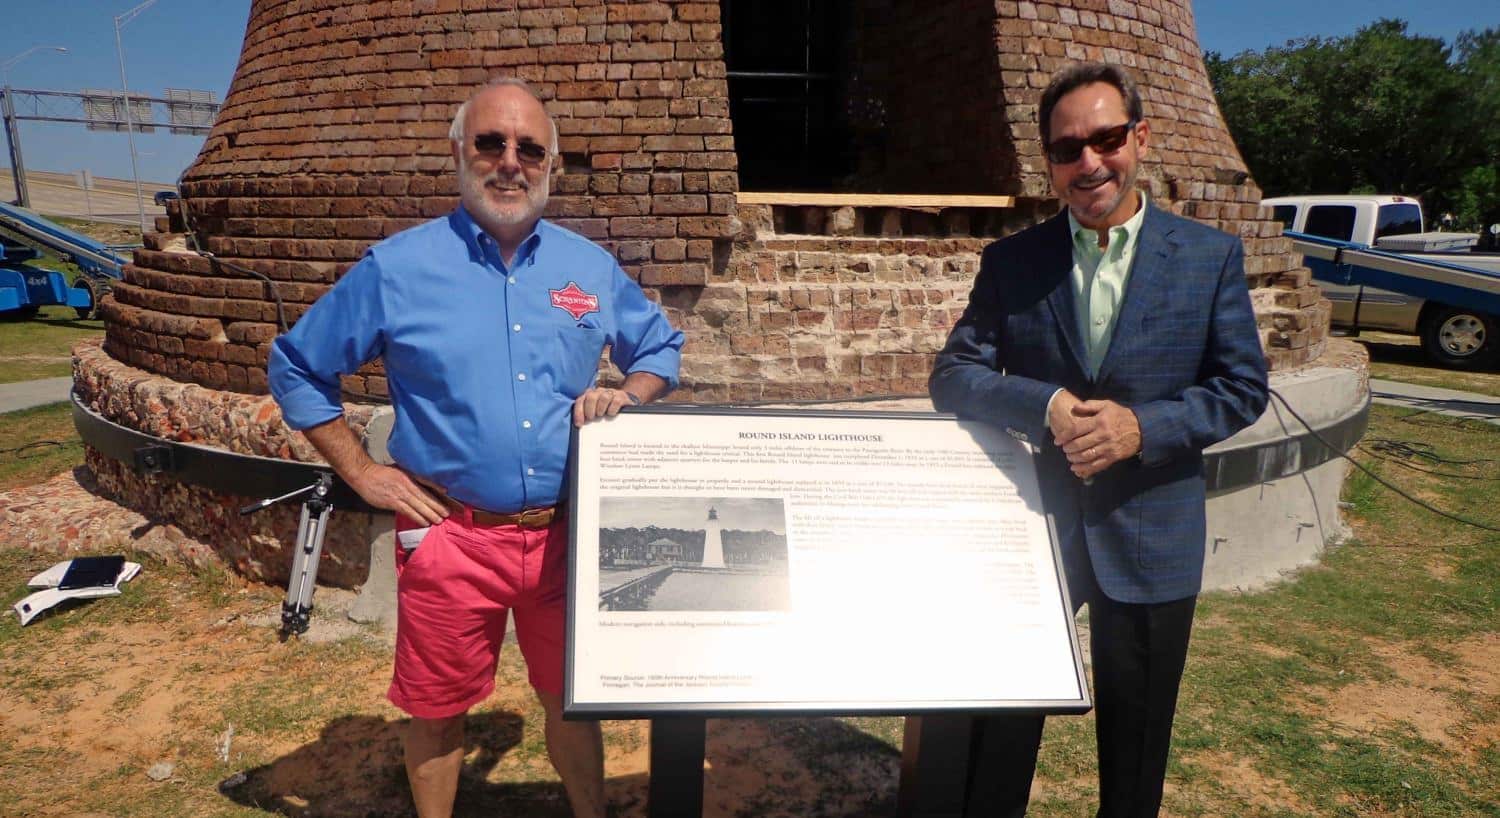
[930,207,1268,604]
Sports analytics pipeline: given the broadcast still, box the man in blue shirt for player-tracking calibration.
[269,78,683,818]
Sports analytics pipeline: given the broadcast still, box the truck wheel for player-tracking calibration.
[1420,306,1498,370]
[72,277,98,320]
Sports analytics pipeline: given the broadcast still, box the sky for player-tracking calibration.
[1,1,1496,186]
[600,496,787,532]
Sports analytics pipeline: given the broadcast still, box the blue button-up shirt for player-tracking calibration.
[269,208,684,512]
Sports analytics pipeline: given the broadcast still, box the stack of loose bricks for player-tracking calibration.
[103,0,1327,410]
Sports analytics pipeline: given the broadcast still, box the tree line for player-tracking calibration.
[1206,19,1500,235]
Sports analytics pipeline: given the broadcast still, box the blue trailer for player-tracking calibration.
[0,201,128,320]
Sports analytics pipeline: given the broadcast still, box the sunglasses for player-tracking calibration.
[472,133,552,166]
[1045,120,1138,164]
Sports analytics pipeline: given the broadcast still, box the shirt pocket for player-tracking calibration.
[549,323,608,397]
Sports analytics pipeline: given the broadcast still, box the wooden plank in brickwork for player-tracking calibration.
[737,192,1018,209]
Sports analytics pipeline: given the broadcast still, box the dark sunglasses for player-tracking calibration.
[1045,120,1138,164]
[473,133,552,166]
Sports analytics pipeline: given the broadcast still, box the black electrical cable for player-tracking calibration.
[0,440,66,458]
[1359,446,1493,480]
[1363,438,1496,467]
[1358,437,1500,480]
[1268,387,1500,534]
[171,176,290,333]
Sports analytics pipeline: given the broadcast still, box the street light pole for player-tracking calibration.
[0,45,67,208]
[2,86,30,208]
[115,0,159,235]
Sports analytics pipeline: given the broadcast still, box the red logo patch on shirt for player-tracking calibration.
[549,282,600,321]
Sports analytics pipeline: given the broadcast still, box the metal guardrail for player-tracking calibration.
[71,393,375,511]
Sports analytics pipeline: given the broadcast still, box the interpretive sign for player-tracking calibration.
[565,407,1089,717]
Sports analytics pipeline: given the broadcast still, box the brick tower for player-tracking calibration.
[72,0,1330,583]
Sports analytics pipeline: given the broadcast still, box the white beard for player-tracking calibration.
[458,159,549,233]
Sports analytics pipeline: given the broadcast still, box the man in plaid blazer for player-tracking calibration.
[929,63,1269,817]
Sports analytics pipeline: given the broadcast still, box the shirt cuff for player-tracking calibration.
[1044,388,1064,434]
[273,380,345,431]
[624,352,682,392]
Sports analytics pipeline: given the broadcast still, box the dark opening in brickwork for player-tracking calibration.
[723,0,853,190]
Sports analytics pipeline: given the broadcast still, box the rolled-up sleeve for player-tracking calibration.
[606,262,684,390]
[268,254,388,430]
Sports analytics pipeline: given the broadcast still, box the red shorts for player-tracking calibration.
[386,507,568,719]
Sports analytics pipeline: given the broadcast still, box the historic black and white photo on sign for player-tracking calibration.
[597,496,790,612]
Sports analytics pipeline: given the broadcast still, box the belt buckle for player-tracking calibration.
[517,506,553,528]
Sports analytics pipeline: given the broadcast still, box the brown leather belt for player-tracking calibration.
[464,503,559,529]
[414,476,559,529]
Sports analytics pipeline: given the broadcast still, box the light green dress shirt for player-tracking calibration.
[1068,194,1148,378]
[1044,194,1149,432]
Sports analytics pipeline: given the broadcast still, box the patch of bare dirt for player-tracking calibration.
[0,560,900,818]
[63,220,142,246]
[1318,634,1500,756]
[1177,751,1316,815]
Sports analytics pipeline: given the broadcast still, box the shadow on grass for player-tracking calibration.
[219,710,574,817]
[218,713,901,817]
[1360,339,1431,367]
[32,317,103,332]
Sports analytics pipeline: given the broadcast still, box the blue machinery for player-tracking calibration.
[0,200,127,318]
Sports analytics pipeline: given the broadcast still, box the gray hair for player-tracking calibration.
[1038,62,1144,147]
[449,78,559,153]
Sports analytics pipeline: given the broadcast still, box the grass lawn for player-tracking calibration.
[0,403,1494,815]
[0,403,82,492]
[0,305,102,383]
[1035,403,1500,816]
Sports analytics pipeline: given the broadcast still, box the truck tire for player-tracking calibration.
[1420,306,1498,370]
[72,277,97,320]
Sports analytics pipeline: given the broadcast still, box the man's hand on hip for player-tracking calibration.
[1055,399,1142,480]
[348,463,449,526]
[300,417,449,525]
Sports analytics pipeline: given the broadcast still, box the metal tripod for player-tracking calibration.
[240,472,335,636]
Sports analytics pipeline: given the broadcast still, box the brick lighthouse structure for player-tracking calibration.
[65,0,1347,590]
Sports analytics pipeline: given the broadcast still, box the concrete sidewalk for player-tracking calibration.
[1369,378,1500,426]
[0,377,73,414]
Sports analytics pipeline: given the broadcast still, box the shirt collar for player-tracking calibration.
[452,206,546,267]
[1068,191,1148,258]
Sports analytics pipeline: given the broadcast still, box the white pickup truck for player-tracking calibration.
[1263,194,1500,369]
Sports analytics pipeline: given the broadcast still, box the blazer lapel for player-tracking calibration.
[1041,214,1090,378]
[1096,207,1176,384]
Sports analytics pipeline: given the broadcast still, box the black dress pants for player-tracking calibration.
[966,590,1199,818]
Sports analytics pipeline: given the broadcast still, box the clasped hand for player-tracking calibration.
[1049,391,1142,480]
